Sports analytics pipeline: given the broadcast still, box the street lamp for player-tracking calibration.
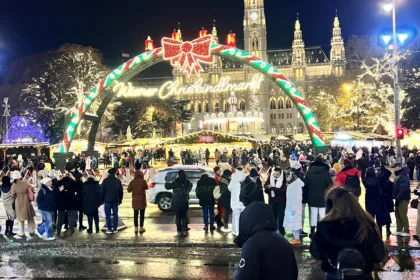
[383,0,403,163]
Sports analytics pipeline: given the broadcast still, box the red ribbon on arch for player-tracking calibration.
[162,35,214,76]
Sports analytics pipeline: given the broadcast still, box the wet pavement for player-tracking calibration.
[1,245,420,279]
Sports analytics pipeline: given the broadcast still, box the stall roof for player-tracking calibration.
[165,130,254,145]
[0,142,50,148]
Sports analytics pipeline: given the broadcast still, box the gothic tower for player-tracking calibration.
[330,13,346,75]
[243,0,267,60]
[292,16,306,80]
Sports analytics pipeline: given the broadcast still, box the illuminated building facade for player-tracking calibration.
[132,0,346,136]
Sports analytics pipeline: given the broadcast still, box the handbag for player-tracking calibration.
[410,199,418,209]
[213,185,221,200]
[27,185,35,202]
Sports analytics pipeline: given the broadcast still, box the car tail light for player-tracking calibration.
[149,183,156,188]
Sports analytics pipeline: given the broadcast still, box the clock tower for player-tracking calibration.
[243,0,267,60]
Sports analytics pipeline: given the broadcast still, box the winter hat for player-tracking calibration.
[409,153,414,158]
[223,169,233,177]
[290,161,302,170]
[41,177,52,186]
[108,168,116,175]
[10,171,21,180]
[250,169,259,178]
[344,159,352,167]
[314,156,324,163]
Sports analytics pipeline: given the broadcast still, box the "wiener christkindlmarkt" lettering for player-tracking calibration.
[112,74,264,99]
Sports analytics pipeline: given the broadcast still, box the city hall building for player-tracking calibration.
[129,0,346,136]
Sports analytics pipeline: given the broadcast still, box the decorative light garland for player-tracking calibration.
[60,35,325,153]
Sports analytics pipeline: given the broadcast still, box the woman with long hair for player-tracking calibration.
[310,187,386,280]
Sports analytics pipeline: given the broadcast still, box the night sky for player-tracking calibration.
[0,0,419,75]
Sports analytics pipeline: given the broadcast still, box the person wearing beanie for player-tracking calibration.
[35,177,56,241]
[406,153,416,180]
[305,156,333,239]
[101,168,123,234]
[240,168,265,207]
[1,176,16,237]
[219,169,233,229]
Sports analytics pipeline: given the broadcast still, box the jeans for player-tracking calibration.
[417,168,420,181]
[87,210,99,230]
[202,205,215,227]
[395,200,409,233]
[292,230,300,240]
[175,211,187,232]
[134,209,146,228]
[105,203,119,231]
[57,210,76,234]
[271,201,286,234]
[37,210,54,238]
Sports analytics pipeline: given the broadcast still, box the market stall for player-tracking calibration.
[165,130,253,159]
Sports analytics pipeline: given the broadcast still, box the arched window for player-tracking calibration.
[239,100,246,110]
[190,102,194,113]
[204,102,209,113]
[286,99,292,109]
[270,99,276,110]
[279,124,285,135]
[224,100,229,111]
[286,124,292,134]
[197,102,202,113]
[271,125,277,135]
[298,123,304,133]
[278,98,284,109]
[214,99,219,112]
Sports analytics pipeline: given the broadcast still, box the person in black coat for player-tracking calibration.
[392,163,411,236]
[363,167,391,237]
[83,176,102,233]
[196,174,217,231]
[218,169,232,229]
[357,153,369,180]
[72,170,86,230]
[240,169,264,207]
[264,166,287,235]
[56,175,77,236]
[233,202,298,280]
[304,156,333,238]
[165,170,192,235]
[310,187,386,280]
[101,168,124,233]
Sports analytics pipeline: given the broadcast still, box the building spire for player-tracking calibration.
[212,19,217,37]
[177,22,182,40]
[292,15,305,66]
[331,11,346,70]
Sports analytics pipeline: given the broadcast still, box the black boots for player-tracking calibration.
[5,220,15,237]
[309,226,316,239]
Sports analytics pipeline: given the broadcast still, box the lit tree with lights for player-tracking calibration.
[19,44,109,143]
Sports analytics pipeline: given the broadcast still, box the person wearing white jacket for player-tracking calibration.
[228,167,247,236]
[284,171,304,245]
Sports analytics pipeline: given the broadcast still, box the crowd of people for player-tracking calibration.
[0,141,419,279]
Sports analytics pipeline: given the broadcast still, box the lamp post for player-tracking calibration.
[383,1,402,163]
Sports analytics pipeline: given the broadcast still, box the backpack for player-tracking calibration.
[333,248,366,278]
[344,173,361,197]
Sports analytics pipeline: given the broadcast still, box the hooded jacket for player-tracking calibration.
[234,202,298,280]
[196,174,217,207]
[305,162,333,207]
[310,219,385,276]
[127,171,148,210]
[101,174,123,205]
[334,166,361,187]
[240,176,265,207]
[228,170,247,210]
[392,167,411,201]
[165,171,192,213]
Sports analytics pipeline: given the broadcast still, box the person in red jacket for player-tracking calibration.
[335,159,361,186]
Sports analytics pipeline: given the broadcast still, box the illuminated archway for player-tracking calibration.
[60,41,325,153]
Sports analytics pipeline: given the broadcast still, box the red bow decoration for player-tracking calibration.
[162,35,214,76]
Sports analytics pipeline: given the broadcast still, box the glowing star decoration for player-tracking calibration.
[162,35,214,76]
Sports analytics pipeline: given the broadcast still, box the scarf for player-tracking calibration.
[270,172,284,188]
